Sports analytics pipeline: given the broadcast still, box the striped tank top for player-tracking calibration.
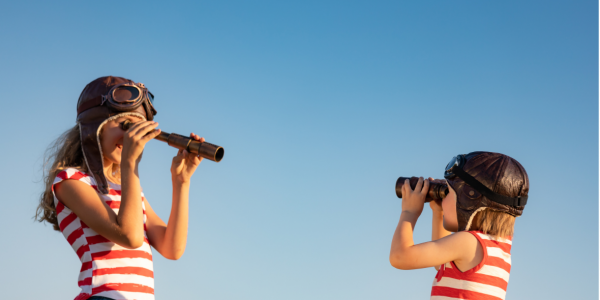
[431,231,512,300]
[52,168,154,300]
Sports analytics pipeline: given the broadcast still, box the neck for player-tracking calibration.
[103,159,121,184]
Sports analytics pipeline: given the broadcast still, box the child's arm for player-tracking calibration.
[389,177,478,270]
[429,179,452,241]
[54,121,162,249]
[144,134,205,260]
[428,178,453,271]
[430,202,451,241]
[430,205,451,271]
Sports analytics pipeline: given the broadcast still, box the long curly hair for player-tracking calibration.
[35,125,88,231]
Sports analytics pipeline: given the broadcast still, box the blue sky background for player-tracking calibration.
[0,1,597,299]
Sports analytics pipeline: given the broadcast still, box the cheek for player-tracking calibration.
[446,198,457,216]
[442,196,459,231]
[442,197,452,212]
[100,128,122,150]
[101,134,112,149]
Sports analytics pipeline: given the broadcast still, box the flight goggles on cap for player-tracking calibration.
[444,154,528,207]
[101,82,157,113]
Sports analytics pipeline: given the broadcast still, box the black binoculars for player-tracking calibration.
[395,177,448,202]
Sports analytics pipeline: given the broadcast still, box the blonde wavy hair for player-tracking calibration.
[469,208,515,239]
[35,124,121,231]
[35,125,87,230]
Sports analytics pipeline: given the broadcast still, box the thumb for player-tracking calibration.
[173,149,184,162]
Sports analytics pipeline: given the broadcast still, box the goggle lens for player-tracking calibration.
[147,92,154,103]
[444,155,462,179]
[113,86,140,103]
[445,157,456,171]
[104,83,155,115]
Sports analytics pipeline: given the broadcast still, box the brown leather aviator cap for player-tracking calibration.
[446,152,529,231]
[77,76,157,194]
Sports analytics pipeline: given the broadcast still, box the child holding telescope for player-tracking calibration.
[35,76,207,300]
[389,152,529,300]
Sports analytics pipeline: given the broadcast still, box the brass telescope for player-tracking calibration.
[120,120,225,162]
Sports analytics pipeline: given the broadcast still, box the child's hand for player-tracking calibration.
[122,121,162,165]
[171,133,205,184]
[401,176,429,217]
[427,177,444,213]
[429,200,443,213]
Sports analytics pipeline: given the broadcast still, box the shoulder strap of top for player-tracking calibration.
[52,168,97,192]
[52,168,99,218]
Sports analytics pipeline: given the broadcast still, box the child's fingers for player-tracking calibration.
[191,155,203,165]
[190,133,206,144]
[429,199,443,211]
[422,178,430,193]
[415,177,424,192]
[403,179,410,194]
[184,149,198,161]
[430,177,444,184]
[141,128,161,142]
[131,121,158,137]
[172,149,184,162]
[174,149,184,159]
[172,149,184,166]
[131,124,159,144]
[125,120,145,132]
[186,150,196,160]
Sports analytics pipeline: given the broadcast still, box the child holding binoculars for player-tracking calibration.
[35,76,205,300]
[389,152,529,300]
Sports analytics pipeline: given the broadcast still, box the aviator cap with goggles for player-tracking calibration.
[444,151,529,231]
[77,79,157,118]
[76,76,158,194]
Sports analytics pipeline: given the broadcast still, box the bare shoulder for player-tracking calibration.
[435,232,480,259]
[435,231,478,245]
[449,231,479,244]
[449,231,484,271]
[54,179,103,210]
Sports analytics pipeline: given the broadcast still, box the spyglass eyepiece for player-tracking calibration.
[120,120,225,162]
[395,177,448,202]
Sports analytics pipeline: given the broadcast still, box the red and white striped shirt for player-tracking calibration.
[52,168,154,300]
[431,231,512,300]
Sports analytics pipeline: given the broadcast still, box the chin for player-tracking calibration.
[105,153,121,165]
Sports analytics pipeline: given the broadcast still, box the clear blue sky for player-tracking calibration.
[0,1,597,299]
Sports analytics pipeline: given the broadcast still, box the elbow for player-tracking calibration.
[169,252,184,260]
[171,247,186,260]
[121,234,144,249]
[389,255,405,270]
[128,239,144,249]
[163,246,186,260]
[165,249,185,260]
[389,252,412,270]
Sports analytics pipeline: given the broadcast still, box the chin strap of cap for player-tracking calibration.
[453,167,528,207]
